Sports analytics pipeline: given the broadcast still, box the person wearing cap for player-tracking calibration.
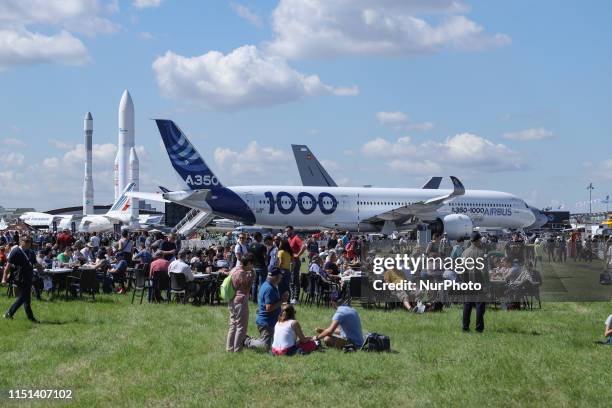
[80,242,95,263]
[460,231,488,332]
[244,267,289,351]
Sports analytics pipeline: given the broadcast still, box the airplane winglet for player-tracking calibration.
[450,176,465,196]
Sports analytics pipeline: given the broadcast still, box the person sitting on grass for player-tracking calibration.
[314,301,364,350]
[604,314,612,345]
[109,252,128,294]
[271,304,317,356]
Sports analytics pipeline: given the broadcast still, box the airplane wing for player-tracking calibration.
[363,176,465,224]
[421,176,443,189]
[125,191,171,203]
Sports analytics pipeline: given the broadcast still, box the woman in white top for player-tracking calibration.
[271,305,317,356]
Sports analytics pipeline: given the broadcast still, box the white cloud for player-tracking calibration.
[0,29,89,70]
[3,138,26,147]
[502,127,553,141]
[62,143,117,164]
[42,157,60,169]
[0,0,119,70]
[376,110,434,132]
[139,31,155,40]
[231,3,262,28]
[0,1,119,35]
[320,159,340,171]
[214,141,291,177]
[267,0,510,59]
[48,139,73,149]
[363,133,525,173]
[0,143,156,209]
[152,45,358,111]
[133,0,162,9]
[389,159,442,175]
[586,159,612,181]
[376,111,408,125]
[0,152,25,167]
[363,136,418,157]
[405,121,434,132]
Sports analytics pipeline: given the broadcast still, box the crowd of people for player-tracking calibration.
[2,225,611,349]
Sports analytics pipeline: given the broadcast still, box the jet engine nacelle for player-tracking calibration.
[430,214,473,240]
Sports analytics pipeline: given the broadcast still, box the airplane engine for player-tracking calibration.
[441,214,473,240]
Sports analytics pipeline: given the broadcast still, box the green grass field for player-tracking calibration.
[0,288,612,407]
[1,277,612,408]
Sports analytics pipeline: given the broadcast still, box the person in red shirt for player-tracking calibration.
[149,250,171,302]
[56,229,74,251]
[285,225,305,304]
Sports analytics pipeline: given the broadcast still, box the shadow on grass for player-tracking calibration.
[493,327,542,336]
[38,317,81,325]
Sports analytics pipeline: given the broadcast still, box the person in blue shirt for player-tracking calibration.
[315,302,364,349]
[109,252,128,294]
[244,267,289,351]
[132,244,152,266]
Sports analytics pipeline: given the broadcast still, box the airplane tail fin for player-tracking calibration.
[291,144,337,187]
[155,119,223,190]
[106,182,136,216]
[422,177,442,189]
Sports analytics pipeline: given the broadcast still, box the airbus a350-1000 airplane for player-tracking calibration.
[130,120,545,239]
[20,183,162,233]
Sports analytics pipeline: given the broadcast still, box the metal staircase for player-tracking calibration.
[173,209,216,236]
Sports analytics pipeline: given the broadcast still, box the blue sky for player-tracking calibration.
[0,0,610,212]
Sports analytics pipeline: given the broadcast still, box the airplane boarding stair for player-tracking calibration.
[173,209,216,236]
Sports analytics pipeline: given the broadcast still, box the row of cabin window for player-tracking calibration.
[257,199,334,205]
[255,199,512,208]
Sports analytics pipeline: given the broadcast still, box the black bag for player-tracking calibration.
[102,275,114,293]
[361,332,391,352]
[599,272,612,285]
[7,264,24,285]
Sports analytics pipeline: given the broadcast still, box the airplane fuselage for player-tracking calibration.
[171,185,535,232]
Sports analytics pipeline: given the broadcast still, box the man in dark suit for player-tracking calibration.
[2,236,42,322]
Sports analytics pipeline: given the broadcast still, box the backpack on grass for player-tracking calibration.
[220,274,235,301]
[361,333,391,352]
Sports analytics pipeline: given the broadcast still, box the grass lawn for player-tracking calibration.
[1,287,612,407]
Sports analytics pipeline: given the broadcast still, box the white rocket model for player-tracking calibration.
[83,112,94,215]
[113,89,140,226]
[114,90,135,201]
[129,146,139,227]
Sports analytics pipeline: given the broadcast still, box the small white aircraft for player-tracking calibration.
[20,183,162,233]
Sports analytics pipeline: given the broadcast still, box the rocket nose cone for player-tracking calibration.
[129,147,139,161]
[84,112,92,120]
[119,89,134,111]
